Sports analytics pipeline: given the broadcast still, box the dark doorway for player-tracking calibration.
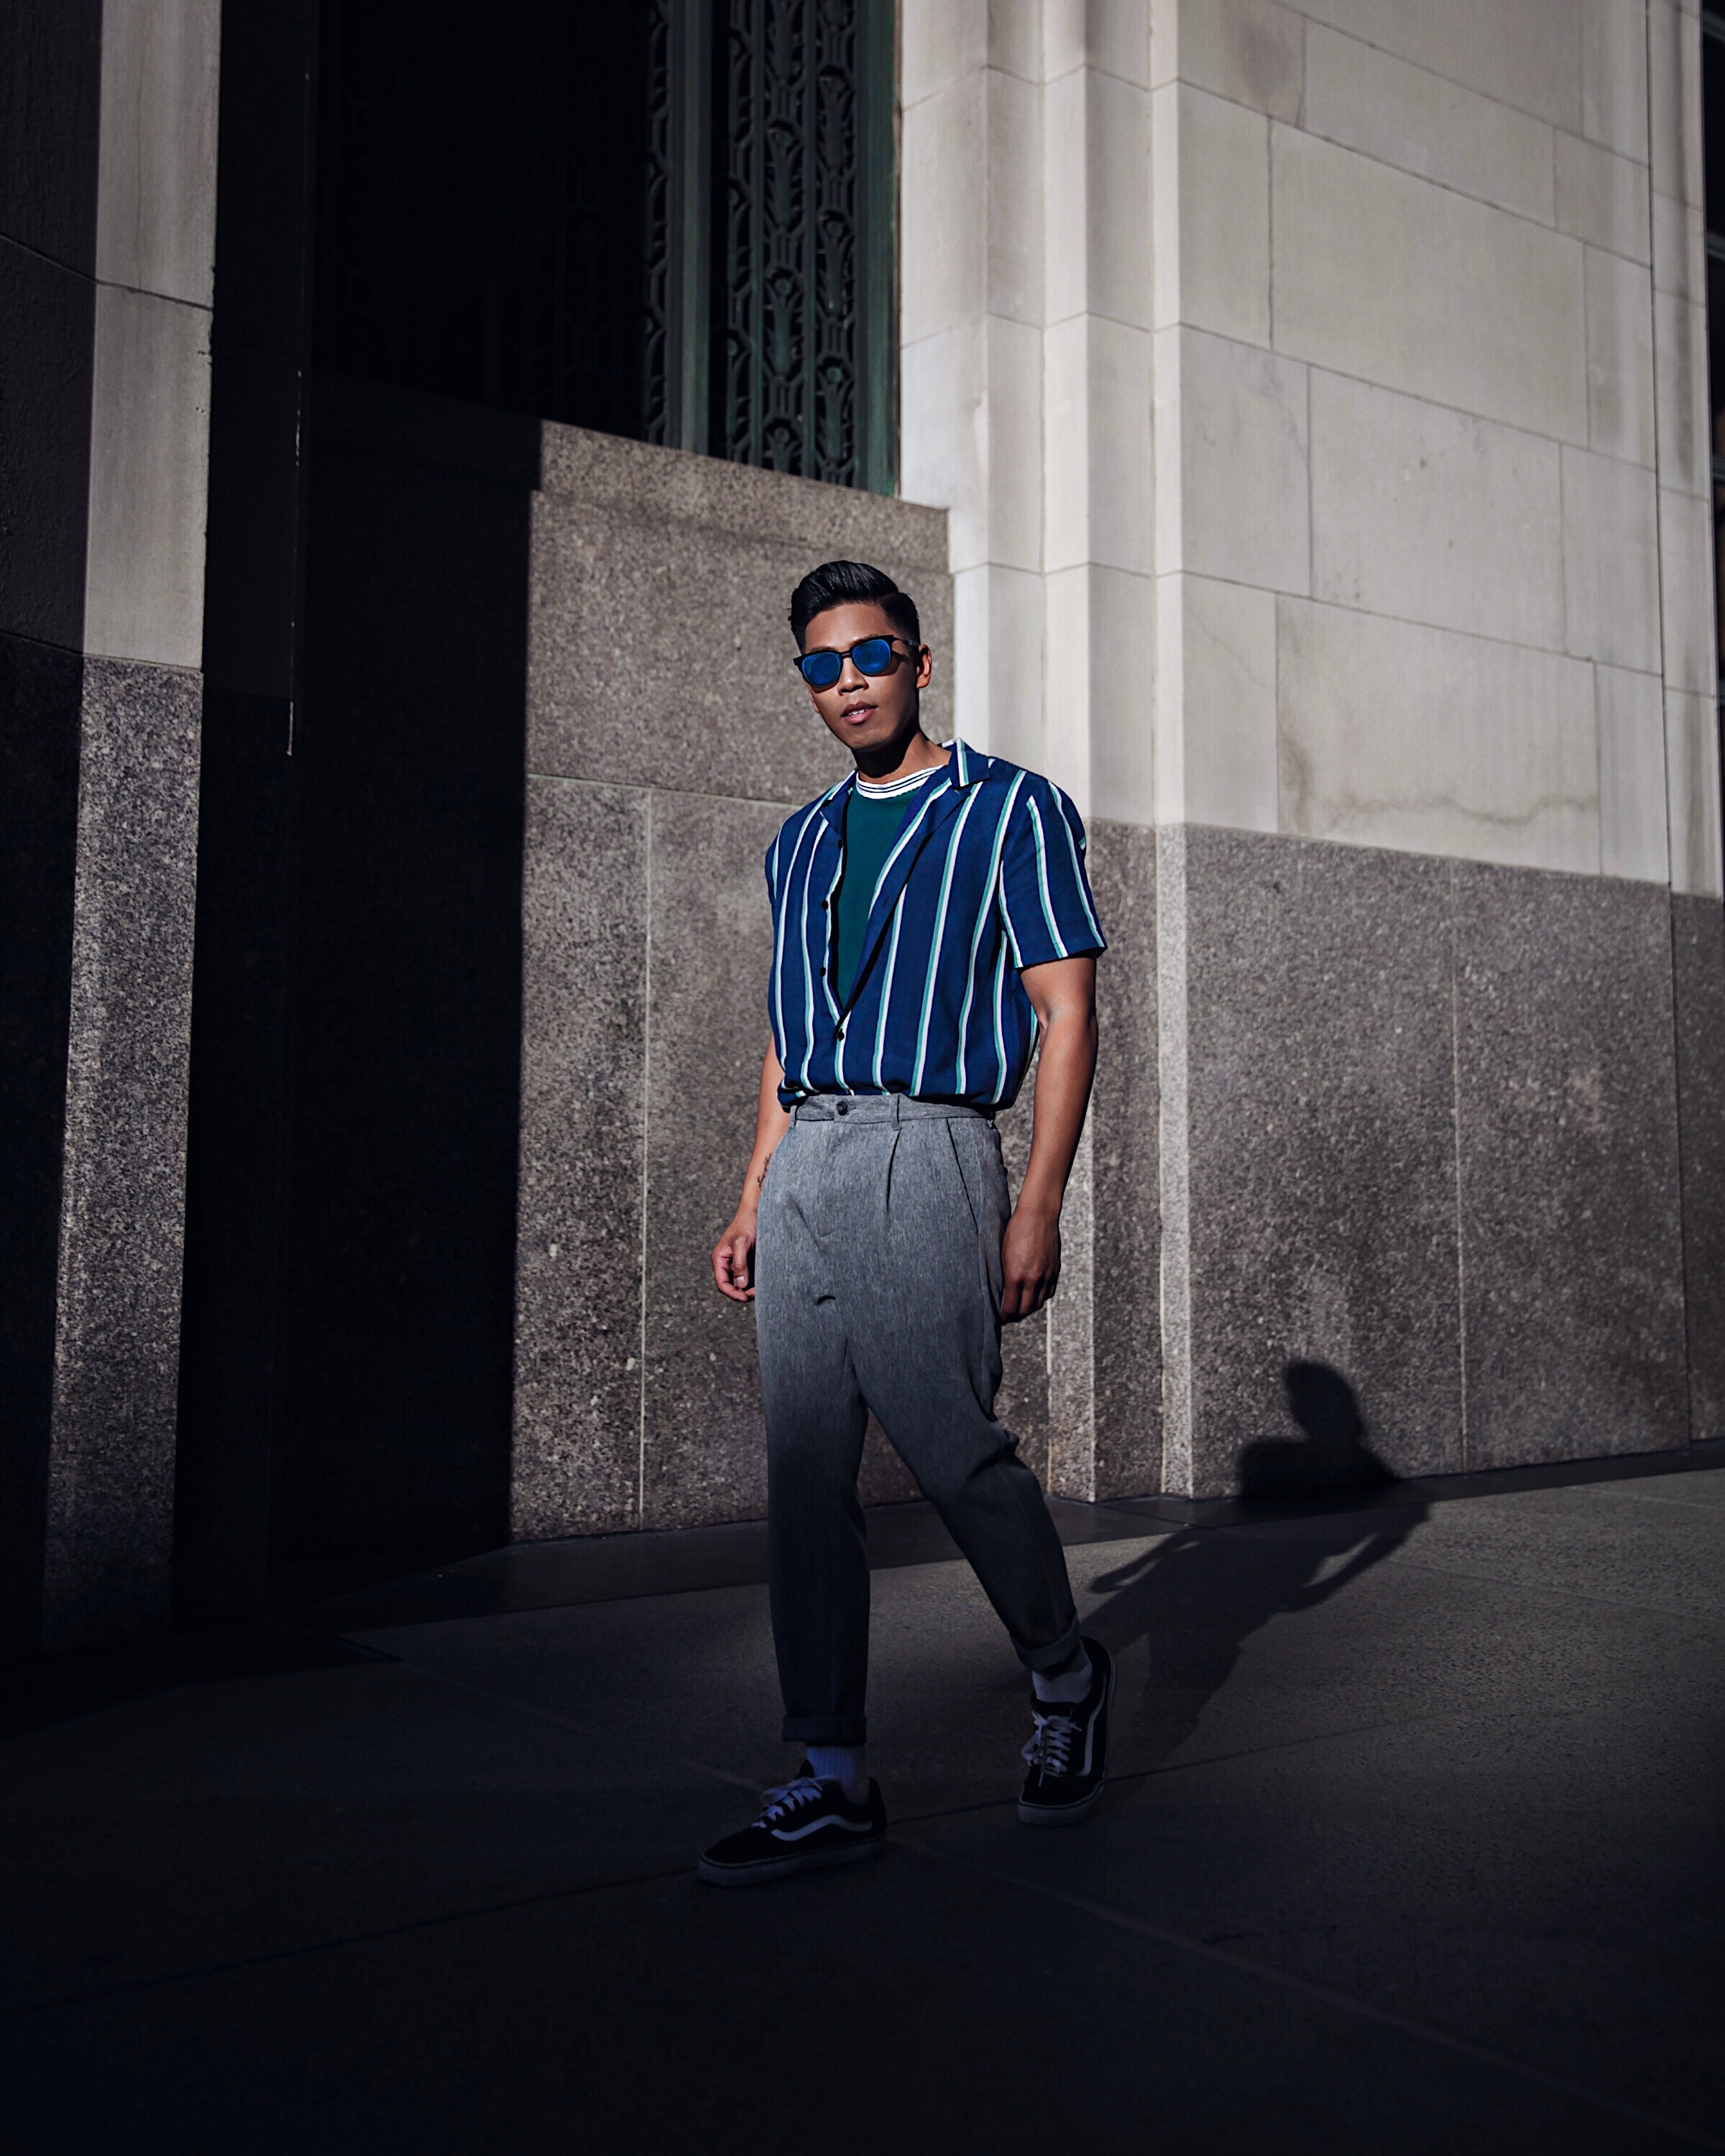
[312,1,658,441]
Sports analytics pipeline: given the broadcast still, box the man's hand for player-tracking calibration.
[712,1209,759,1302]
[712,1044,791,1306]
[1000,1197,1061,1322]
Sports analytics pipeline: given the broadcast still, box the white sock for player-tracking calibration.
[806,1745,868,1802]
[1032,1646,1092,1706]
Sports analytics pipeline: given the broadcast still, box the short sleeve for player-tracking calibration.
[996,778,1107,969]
[764,835,780,909]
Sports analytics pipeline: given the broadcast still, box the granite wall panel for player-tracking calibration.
[1168,826,1464,1496]
[41,657,201,1648]
[513,423,962,1540]
[527,428,952,801]
[640,789,784,1530]
[512,779,648,1539]
[1452,862,1687,1465]
[1088,819,1162,1498]
[1668,891,1725,1442]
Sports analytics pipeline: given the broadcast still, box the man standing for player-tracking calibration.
[699,561,1110,1886]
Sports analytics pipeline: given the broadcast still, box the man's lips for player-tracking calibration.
[840,702,877,722]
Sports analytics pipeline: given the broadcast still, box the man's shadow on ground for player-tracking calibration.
[1085,1362,1430,1769]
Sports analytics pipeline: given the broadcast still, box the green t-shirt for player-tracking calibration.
[832,772,934,1004]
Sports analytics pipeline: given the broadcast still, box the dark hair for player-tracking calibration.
[788,560,921,653]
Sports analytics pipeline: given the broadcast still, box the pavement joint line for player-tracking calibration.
[890,1833,1725,2153]
[0,1861,702,2022]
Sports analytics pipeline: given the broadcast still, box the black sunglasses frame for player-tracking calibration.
[793,635,916,690]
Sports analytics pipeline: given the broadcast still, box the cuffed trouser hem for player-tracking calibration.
[782,1715,869,1748]
[1018,1613,1085,1675]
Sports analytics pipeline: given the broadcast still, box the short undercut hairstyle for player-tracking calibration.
[788,560,921,653]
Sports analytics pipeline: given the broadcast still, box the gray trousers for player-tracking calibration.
[755,1093,1082,1747]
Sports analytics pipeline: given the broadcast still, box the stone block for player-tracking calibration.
[0,236,96,650]
[83,284,212,670]
[1309,370,1563,650]
[1077,0,1151,86]
[983,315,1044,572]
[640,791,786,1529]
[988,0,1041,83]
[1292,0,1583,131]
[1596,664,1671,884]
[1164,826,1464,1493]
[1665,688,1724,898]
[1657,487,1716,697]
[900,70,985,345]
[985,65,1044,327]
[1047,315,1153,575]
[512,780,648,1539]
[1152,0,1304,121]
[900,0,986,104]
[1271,125,1587,445]
[1086,566,1156,824]
[902,319,988,572]
[1581,0,1651,160]
[1555,132,1651,262]
[1652,190,1706,304]
[1654,290,1710,500]
[1091,69,1154,328]
[1169,326,1308,594]
[1154,82,1269,347]
[1671,893,1725,1439]
[1169,572,1278,834]
[1584,245,1656,468]
[1302,25,1555,226]
[527,442,951,803]
[1087,819,1161,1496]
[42,657,201,1648]
[0,0,102,273]
[1648,3,1703,211]
[1451,864,1687,1466]
[1277,599,1598,875]
[94,0,220,307]
[1560,446,1660,673]
[954,561,1044,768]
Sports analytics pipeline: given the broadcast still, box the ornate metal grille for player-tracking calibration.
[314,0,893,490]
[706,0,891,488]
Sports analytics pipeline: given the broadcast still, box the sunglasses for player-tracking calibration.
[794,635,912,691]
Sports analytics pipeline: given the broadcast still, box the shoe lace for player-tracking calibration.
[1022,1710,1080,1779]
[755,1775,826,1825]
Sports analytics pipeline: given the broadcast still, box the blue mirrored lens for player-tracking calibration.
[800,651,843,688]
[850,637,894,676]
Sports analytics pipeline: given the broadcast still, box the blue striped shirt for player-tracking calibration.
[764,738,1106,1109]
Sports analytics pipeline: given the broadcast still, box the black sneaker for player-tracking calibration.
[1017,1636,1114,1826]
[697,1766,888,1886]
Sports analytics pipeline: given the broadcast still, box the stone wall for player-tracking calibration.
[511,430,959,1537]
[1,0,218,1651]
[900,0,1724,1494]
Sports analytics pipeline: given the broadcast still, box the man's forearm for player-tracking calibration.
[738,1044,793,1216]
[1017,1004,1098,1220]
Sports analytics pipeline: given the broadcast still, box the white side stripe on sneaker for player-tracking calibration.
[771,1812,878,1843]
